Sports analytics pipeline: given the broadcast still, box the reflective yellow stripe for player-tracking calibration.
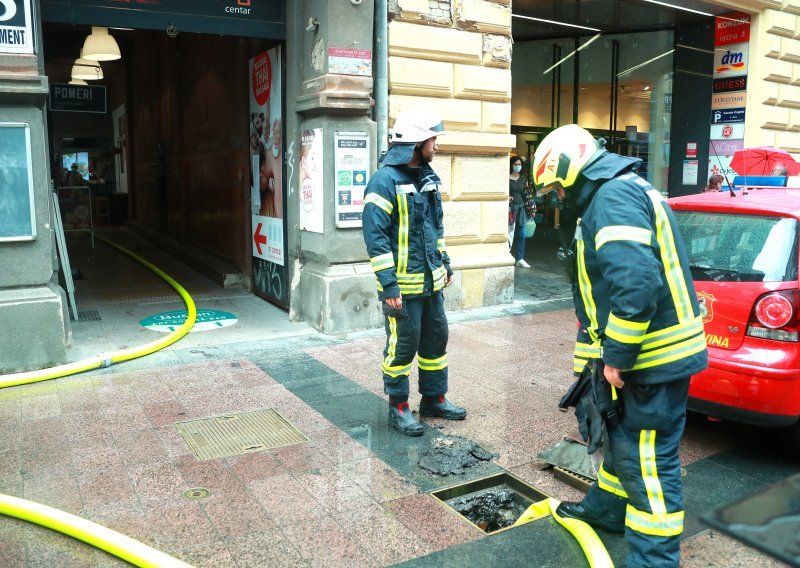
[647,190,692,323]
[576,223,600,343]
[375,278,384,292]
[574,342,601,359]
[398,284,424,294]
[418,354,448,371]
[595,225,652,250]
[573,357,588,374]
[640,430,666,516]
[384,316,398,366]
[597,463,628,498]
[625,505,684,537]
[364,193,393,215]
[382,361,412,377]
[370,253,395,272]
[632,331,706,371]
[396,272,424,283]
[641,316,704,351]
[397,194,409,274]
[437,238,446,252]
[606,312,650,345]
[432,266,447,291]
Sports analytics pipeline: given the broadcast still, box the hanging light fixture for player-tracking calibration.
[80,26,121,61]
[71,57,104,80]
[68,79,88,86]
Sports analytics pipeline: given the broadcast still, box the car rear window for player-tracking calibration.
[673,211,799,282]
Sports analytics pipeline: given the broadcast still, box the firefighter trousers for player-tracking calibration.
[381,292,448,397]
[581,378,690,568]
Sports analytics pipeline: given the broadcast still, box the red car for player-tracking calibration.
[669,186,800,452]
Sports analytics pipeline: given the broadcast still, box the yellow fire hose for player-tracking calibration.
[0,494,194,568]
[514,498,615,568]
[0,232,198,566]
[0,233,197,389]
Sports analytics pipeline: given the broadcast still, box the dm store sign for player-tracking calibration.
[0,0,33,54]
[713,43,748,78]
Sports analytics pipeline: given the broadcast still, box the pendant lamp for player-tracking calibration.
[71,58,104,80]
[68,79,88,86]
[81,27,121,61]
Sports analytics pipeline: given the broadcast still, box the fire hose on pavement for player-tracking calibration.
[0,232,198,567]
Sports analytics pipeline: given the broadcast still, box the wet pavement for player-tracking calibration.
[0,228,797,567]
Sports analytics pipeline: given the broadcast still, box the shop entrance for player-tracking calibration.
[40,0,289,313]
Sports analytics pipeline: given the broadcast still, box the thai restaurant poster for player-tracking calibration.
[248,46,284,266]
[299,128,324,233]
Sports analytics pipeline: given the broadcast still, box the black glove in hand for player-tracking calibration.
[575,394,604,454]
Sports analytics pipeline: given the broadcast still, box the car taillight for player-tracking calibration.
[755,293,793,328]
[746,291,800,342]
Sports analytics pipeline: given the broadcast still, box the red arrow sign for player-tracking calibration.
[254,222,267,255]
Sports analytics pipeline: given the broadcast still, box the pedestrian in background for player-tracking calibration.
[508,155,535,268]
[702,174,724,193]
[362,109,466,437]
[532,124,708,568]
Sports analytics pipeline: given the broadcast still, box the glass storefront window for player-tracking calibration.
[511,30,674,188]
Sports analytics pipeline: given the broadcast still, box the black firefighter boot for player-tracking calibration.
[419,395,467,420]
[389,402,424,436]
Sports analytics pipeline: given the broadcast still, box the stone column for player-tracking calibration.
[0,0,69,373]
[288,0,381,334]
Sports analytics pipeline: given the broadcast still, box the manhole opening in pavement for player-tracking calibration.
[175,408,309,461]
[431,472,549,534]
[77,310,101,322]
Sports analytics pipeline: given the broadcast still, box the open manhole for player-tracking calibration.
[432,472,549,534]
[176,409,309,461]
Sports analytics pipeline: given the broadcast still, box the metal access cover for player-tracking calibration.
[176,409,309,461]
[77,310,101,322]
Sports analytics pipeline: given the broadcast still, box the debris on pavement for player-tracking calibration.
[418,435,497,476]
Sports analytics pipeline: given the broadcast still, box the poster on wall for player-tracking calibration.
[334,132,369,228]
[299,128,324,233]
[0,0,34,54]
[0,123,36,241]
[249,46,288,307]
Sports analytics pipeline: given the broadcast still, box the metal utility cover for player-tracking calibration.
[176,409,309,461]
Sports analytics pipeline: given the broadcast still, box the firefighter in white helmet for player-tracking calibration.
[361,109,466,436]
[533,124,707,568]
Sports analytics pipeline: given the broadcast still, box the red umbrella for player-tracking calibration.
[729,146,800,176]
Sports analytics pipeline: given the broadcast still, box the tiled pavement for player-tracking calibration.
[0,228,795,567]
[1,304,796,567]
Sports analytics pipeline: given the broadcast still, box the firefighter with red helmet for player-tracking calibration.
[362,109,467,436]
[533,124,708,567]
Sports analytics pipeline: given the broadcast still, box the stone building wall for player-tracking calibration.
[387,0,517,309]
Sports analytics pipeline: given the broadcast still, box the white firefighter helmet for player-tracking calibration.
[390,109,447,144]
[532,124,603,196]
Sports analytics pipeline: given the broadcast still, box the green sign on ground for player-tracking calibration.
[140,309,238,333]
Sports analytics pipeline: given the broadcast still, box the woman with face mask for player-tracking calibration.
[508,155,532,267]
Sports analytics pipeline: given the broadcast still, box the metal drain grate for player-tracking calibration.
[77,310,102,322]
[175,409,309,461]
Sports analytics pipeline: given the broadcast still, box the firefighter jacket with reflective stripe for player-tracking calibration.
[571,153,708,385]
[362,162,452,300]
